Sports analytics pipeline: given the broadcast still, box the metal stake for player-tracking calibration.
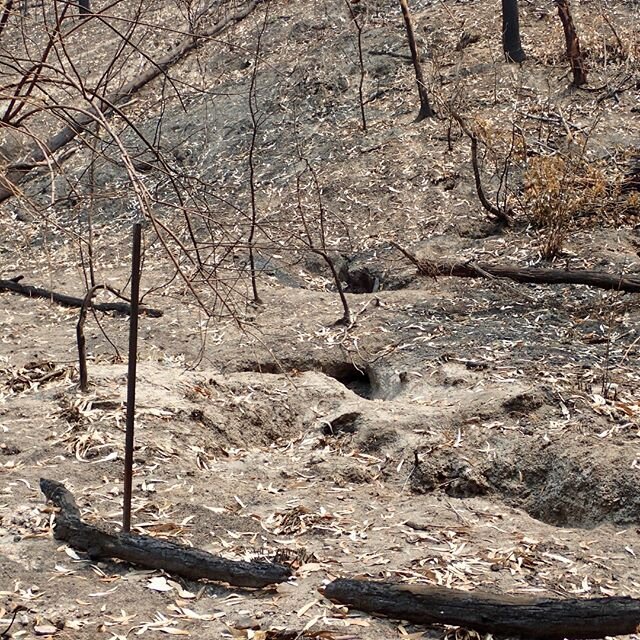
[122,222,142,532]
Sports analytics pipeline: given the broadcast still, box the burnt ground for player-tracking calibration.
[2,0,640,638]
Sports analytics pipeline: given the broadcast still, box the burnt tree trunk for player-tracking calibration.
[556,0,587,86]
[399,0,434,121]
[502,0,526,62]
[0,0,14,38]
[76,284,107,392]
[78,0,91,14]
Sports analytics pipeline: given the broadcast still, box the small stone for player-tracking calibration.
[234,616,260,630]
[34,624,59,635]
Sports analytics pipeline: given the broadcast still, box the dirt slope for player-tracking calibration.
[2,0,640,638]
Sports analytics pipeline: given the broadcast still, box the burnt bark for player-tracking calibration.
[40,478,292,588]
[324,578,640,639]
[502,0,526,62]
[398,0,433,121]
[556,0,587,86]
[76,284,108,392]
[406,258,640,294]
[0,277,162,316]
[0,0,14,38]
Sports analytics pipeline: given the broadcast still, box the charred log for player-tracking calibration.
[40,478,292,588]
[502,0,526,63]
[324,578,640,639]
[0,277,162,317]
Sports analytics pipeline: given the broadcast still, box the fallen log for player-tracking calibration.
[324,578,640,639]
[0,278,163,317]
[391,243,640,294]
[41,478,292,588]
[0,0,265,204]
[432,261,640,293]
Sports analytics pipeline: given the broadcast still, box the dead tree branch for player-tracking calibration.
[246,1,270,306]
[344,0,367,131]
[296,167,352,326]
[452,113,513,225]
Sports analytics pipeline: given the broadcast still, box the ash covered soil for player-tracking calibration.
[2,0,640,638]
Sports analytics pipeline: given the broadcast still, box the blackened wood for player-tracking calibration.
[122,223,142,532]
[0,278,162,317]
[0,0,14,38]
[324,578,640,639]
[76,284,108,392]
[430,261,640,293]
[502,0,526,62]
[40,479,292,588]
[399,0,434,121]
[556,0,587,86]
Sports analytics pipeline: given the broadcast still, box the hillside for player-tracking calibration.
[1,0,640,638]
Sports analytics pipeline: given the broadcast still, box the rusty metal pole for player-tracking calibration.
[122,222,142,533]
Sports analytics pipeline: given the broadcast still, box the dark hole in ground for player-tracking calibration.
[328,363,373,399]
[322,411,362,436]
[231,359,374,399]
[340,263,381,294]
[338,251,414,293]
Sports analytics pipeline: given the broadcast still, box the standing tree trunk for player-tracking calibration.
[556,0,587,86]
[398,0,433,121]
[502,0,526,62]
[344,0,367,132]
[0,0,15,38]
[78,0,91,14]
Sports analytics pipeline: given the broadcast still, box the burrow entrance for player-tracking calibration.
[330,363,373,399]
[235,359,380,399]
